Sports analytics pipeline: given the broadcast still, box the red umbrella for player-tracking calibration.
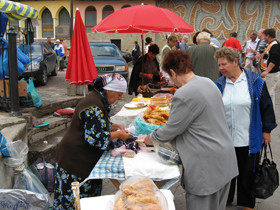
[92,4,193,85]
[66,10,98,87]
[92,4,193,33]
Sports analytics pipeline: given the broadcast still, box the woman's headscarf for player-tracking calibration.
[92,73,127,110]
[92,73,127,92]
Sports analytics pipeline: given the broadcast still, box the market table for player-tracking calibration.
[110,102,170,128]
[81,151,180,190]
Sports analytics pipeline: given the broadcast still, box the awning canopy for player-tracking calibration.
[0,0,38,21]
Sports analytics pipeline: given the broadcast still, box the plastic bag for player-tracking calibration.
[0,189,49,210]
[2,140,51,206]
[13,168,50,196]
[0,131,10,157]
[109,176,168,210]
[153,141,181,165]
[3,140,28,167]
[20,77,42,107]
[134,117,161,135]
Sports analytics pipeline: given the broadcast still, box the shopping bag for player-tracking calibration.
[60,59,67,69]
[251,144,279,199]
[20,78,42,107]
[28,158,56,192]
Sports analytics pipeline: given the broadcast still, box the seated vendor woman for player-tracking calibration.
[53,73,131,209]
[128,44,162,95]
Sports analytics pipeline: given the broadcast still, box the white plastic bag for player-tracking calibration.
[2,140,51,207]
[109,176,168,210]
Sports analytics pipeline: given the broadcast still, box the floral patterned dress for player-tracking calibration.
[53,106,111,209]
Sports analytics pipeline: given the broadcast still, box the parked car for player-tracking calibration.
[121,51,132,63]
[18,42,57,86]
[89,42,128,80]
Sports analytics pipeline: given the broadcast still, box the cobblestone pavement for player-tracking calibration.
[38,71,280,210]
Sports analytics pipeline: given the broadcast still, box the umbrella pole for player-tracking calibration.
[83,85,86,97]
[141,34,144,86]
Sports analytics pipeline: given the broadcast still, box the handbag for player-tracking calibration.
[28,158,56,192]
[60,59,67,69]
[251,143,279,199]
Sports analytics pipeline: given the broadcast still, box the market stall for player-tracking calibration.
[81,94,179,188]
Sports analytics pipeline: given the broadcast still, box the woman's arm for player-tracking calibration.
[80,106,111,150]
[260,82,277,133]
[111,123,126,131]
[80,107,131,150]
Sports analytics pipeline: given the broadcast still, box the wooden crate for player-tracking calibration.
[0,80,27,98]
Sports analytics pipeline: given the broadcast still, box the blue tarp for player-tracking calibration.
[0,37,30,79]
[0,12,8,36]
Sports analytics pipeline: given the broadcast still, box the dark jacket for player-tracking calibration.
[267,41,280,73]
[56,90,110,179]
[128,54,160,95]
[216,68,277,154]
[132,44,141,65]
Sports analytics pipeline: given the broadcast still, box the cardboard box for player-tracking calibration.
[0,80,27,98]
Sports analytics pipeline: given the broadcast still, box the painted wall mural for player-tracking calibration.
[158,0,280,42]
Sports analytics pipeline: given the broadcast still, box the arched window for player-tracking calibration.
[85,6,96,32]
[42,8,53,38]
[122,5,131,9]
[59,8,70,25]
[102,5,114,20]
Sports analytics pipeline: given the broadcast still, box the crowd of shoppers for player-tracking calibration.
[51,27,278,210]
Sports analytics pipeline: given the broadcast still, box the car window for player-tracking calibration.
[19,44,42,57]
[90,45,122,58]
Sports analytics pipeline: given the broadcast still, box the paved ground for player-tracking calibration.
[37,70,280,210]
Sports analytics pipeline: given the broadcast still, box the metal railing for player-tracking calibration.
[0,27,22,116]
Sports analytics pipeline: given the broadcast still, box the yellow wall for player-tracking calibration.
[76,0,155,23]
[19,0,155,41]
[20,0,72,40]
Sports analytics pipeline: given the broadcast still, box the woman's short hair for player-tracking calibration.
[148,44,159,54]
[215,47,239,63]
[192,31,200,45]
[162,50,193,76]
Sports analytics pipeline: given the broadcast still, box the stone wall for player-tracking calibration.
[0,114,28,189]
[157,0,280,44]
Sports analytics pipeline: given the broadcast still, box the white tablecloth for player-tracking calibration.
[123,152,180,180]
[80,189,175,210]
[111,106,147,127]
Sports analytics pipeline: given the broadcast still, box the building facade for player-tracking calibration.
[13,0,280,53]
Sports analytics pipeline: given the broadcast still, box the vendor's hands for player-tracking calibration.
[111,123,126,131]
[118,130,131,140]
[144,134,154,146]
[262,132,271,145]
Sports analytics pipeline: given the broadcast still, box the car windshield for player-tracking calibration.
[90,45,122,58]
[19,44,42,57]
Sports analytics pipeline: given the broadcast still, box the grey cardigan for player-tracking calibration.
[151,76,238,195]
